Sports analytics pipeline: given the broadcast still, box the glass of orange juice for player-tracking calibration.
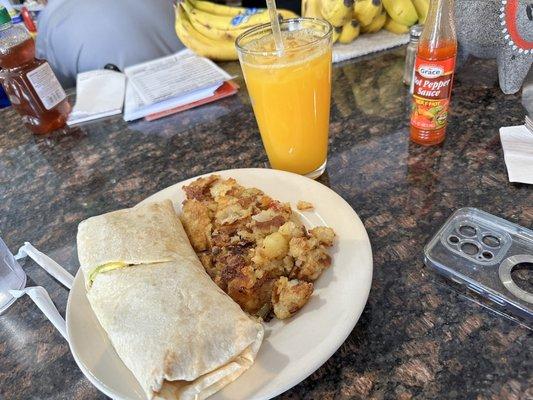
[236,18,333,179]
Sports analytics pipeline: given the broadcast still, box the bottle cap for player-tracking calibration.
[10,13,21,24]
[410,24,423,40]
[0,6,11,25]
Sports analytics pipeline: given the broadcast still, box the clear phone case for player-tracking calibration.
[424,208,533,327]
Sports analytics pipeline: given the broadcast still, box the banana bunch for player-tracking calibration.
[381,0,429,32]
[302,0,430,44]
[353,0,382,26]
[175,0,298,61]
[302,0,357,43]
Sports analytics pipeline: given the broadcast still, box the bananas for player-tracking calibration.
[183,2,276,31]
[175,0,298,61]
[338,19,360,43]
[178,0,426,56]
[411,0,429,24]
[382,0,418,26]
[320,0,355,27]
[361,10,386,33]
[300,0,424,45]
[302,0,324,18]
[383,15,410,33]
[188,0,245,16]
[181,0,244,41]
[353,0,382,26]
[175,4,238,60]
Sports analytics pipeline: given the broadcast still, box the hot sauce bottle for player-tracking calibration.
[0,6,70,134]
[410,0,457,145]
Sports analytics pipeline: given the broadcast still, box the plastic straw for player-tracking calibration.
[266,0,284,54]
[15,242,74,289]
[10,287,68,340]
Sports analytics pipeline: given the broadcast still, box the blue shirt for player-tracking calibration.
[36,0,184,87]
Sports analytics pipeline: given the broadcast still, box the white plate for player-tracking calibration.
[66,168,373,400]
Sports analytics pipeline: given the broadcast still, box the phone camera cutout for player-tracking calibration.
[482,251,493,260]
[461,242,479,255]
[482,235,500,248]
[449,235,459,244]
[459,225,477,237]
[511,262,532,294]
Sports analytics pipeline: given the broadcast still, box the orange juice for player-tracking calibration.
[237,20,333,178]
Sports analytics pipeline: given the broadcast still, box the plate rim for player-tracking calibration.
[66,167,373,400]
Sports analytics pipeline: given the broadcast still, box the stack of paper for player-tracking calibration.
[123,49,233,121]
[67,70,126,125]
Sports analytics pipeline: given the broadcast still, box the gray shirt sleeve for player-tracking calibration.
[36,0,184,88]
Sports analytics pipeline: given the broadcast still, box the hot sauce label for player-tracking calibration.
[410,56,455,131]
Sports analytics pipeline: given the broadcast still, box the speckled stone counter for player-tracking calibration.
[0,48,531,400]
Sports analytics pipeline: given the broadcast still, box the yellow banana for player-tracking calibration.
[181,0,254,30]
[175,4,237,60]
[383,15,409,33]
[338,19,360,43]
[302,0,323,18]
[320,0,355,27]
[278,9,299,19]
[182,1,247,40]
[332,26,342,42]
[187,15,247,41]
[411,0,429,23]
[188,0,298,19]
[188,0,246,16]
[182,0,296,32]
[353,0,382,26]
[360,10,386,33]
[382,0,418,26]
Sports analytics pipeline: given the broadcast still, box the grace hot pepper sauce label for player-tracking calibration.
[410,56,455,131]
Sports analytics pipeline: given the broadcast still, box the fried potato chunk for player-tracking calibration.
[260,232,289,259]
[180,199,212,252]
[182,175,220,202]
[309,226,335,247]
[297,200,314,211]
[289,234,334,281]
[215,196,253,225]
[181,175,335,320]
[272,277,313,319]
[278,221,306,239]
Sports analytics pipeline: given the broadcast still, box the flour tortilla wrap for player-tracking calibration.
[77,200,264,400]
[77,200,188,286]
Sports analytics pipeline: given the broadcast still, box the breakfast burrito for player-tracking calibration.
[77,200,264,400]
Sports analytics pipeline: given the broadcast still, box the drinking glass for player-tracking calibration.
[236,18,333,179]
[0,237,26,314]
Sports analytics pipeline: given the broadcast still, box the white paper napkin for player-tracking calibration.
[499,125,533,184]
[67,69,126,126]
[333,31,409,63]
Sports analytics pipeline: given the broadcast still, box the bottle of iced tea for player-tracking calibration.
[409,0,457,145]
[0,6,70,134]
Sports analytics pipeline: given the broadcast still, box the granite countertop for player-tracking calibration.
[0,48,532,400]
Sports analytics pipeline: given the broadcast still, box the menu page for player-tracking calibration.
[124,49,232,105]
